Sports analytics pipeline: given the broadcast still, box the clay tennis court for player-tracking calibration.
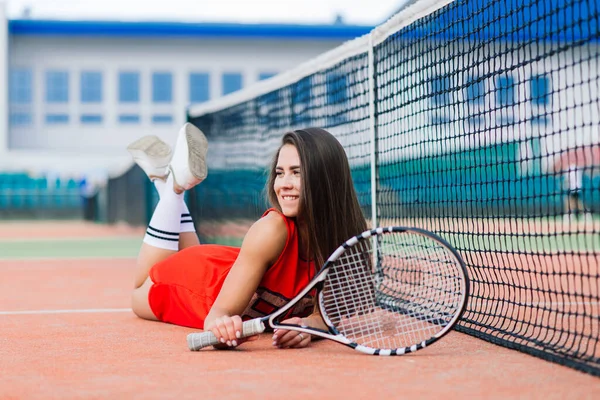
[1,221,599,399]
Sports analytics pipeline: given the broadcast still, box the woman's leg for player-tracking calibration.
[131,173,184,320]
[133,173,184,288]
[129,123,208,320]
[153,179,200,251]
[131,277,157,320]
[132,203,198,321]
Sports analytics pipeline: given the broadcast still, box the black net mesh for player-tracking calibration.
[188,0,600,375]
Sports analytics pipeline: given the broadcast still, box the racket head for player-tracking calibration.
[316,226,469,355]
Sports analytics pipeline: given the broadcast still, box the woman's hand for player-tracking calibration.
[205,315,258,349]
[271,317,311,349]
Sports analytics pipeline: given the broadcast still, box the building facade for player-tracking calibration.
[0,4,371,177]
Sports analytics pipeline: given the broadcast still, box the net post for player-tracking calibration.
[368,32,378,230]
[368,32,382,283]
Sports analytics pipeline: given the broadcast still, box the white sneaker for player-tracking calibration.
[169,123,208,191]
[126,135,173,181]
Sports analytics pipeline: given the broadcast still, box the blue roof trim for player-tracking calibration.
[8,20,373,40]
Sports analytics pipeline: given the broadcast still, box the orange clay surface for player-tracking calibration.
[1,222,599,399]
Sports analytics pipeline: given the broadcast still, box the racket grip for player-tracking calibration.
[187,318,266,351]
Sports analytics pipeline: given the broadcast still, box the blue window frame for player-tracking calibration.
[119,114,140,124]
[326,73,348,105]
[258,72,277,81]
[152,114,173,124]
[465,76,485,104]
[189,73,209,103]
[326,73,348,125]
[430,75,450,106]
[291,76,311,125]
[10,113,32,126]
[119,72,140,103]
[152,72,172,103]
[431,114,451,124]
[496,75,515,106]
[81,71,102,103]
[222,73,243,95]
[531,115,550,125]
[46,70,69,103]
[10,68,32,104]
[46,114,69,124]
[530,74,551,106]
[257,90,281,127]
[80,114,103,124]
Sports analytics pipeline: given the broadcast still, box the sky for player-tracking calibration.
[3,0,407,25]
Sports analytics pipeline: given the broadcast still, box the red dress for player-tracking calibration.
[148,208,315,329]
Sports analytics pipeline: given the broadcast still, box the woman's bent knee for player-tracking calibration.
[131,278,158,321]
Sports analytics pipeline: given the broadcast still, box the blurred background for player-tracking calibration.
[0,0,402,220]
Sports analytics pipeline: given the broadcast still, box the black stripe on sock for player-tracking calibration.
[181,219,193,224]
[145,230,180,242]
[148,225,179,237]
[181,213,191,217]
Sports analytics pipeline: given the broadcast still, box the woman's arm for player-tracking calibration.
[272,311,327,349]
[204,211,287,346]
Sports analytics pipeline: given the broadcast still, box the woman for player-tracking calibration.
[127,123,367,349]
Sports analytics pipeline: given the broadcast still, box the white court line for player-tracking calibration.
[0,256,136,262]
[0,236,142,243]
[0,308,132,315]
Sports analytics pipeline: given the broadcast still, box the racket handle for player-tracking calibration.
[187,318,266,351]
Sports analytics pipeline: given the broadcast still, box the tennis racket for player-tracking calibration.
[187,226,469,355]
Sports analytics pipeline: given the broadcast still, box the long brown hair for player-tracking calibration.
[267,128,367,268]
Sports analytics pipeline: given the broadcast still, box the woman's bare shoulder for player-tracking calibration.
[248,210,287,239]
[240,210,288,262]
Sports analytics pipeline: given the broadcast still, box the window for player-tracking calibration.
[496,75,515,106]
[152,72,172,103]
[326,73,348,125]
[465,76,485,104]
[81,71,102,103]
[152,115,173,124]
[10,113,32,126]
[46,70,69,103]
[326,73,347,105]
[9,68,33,127]
[10,68,32,104]
[119,72,140,103]
[430,75,450,106]
[258,72,277,81]
[530,74,551,106]
[222,73,243,95]
[119,114,140,124]
[291,76,311,125]
[80,114,103,124]
[257,91,281,127]
[189,73,210,103]
[46,114,69,124]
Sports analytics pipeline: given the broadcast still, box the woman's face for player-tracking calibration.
[274,144,302,218]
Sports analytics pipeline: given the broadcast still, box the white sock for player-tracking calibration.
[143,174,182,251]
[153,178,196,233]
[180,200,196,233]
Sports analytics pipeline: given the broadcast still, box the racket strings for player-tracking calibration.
[323,243,385,343]
[322,231,466,350]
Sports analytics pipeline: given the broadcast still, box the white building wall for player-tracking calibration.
[2,35,342,176]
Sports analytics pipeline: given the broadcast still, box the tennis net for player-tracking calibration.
[187,0,600,376]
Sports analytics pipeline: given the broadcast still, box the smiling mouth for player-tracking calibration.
[281,196,298,201]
